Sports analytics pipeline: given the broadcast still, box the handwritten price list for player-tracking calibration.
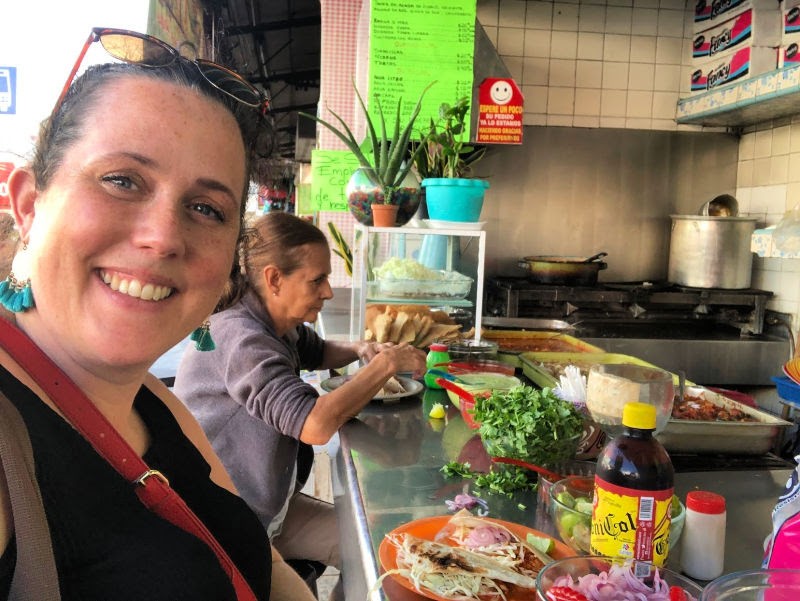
[369,0,476,139]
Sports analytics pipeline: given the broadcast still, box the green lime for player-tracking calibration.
[526,533,555,554]
[558,511,586,536]
[555,491,576,508]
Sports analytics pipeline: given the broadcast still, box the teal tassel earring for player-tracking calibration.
[190,320,216,351]
[0,243,35,313]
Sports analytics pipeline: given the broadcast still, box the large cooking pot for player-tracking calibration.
[668,215,757,289]
[518,253,608,285]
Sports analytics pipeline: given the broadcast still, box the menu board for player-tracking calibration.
[310,150,362,212]
[369,0,476,139]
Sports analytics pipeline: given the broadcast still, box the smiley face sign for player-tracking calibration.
[477,78,523,144]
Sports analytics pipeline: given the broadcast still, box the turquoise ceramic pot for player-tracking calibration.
[422,177,489,222]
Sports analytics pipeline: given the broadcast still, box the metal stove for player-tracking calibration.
[484,277,789,386]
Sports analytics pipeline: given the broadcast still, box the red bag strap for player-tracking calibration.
[0,320,258,601]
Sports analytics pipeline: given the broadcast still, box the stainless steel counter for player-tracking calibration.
[333,392,794,600]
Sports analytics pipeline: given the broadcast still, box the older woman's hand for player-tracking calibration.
[369,343,427,379]
[355,341,394,363]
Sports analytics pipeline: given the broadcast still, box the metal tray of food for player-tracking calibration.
[518,351,681,389]
[482,329,606,353]
[657,386,793,455]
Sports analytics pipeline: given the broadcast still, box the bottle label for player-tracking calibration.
[591,476,673,566]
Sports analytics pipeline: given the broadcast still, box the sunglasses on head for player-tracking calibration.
[54,27,267,116]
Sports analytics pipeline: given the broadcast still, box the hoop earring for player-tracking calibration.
[190,319,216,352]
[0,244,35,313]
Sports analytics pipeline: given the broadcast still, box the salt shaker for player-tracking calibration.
[680,490,726,580]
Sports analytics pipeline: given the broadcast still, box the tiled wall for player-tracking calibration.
[477,0,696,130]
[738,118,800,326]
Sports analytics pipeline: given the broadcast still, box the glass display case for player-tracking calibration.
[349,224,486,344]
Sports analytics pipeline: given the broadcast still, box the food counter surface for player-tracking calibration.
[332,391,794,601]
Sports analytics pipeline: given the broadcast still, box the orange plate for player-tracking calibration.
[378,515,575,601]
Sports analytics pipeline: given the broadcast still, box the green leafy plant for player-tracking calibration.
[299,82,435,202]
[472,385,583,468]
[411,96,487,180]
[327,222,352,276]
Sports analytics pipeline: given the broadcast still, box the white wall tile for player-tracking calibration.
[579,4,606,32]
[631,8,658,35]
[601,89,627,116]
[771,155,791,185]
[522,84,549,112]
[549,58,577,86]
[525,29,552,57]
[652,91,678,120]
[603,33,631,61]
[576,59,603,87]
[498,27,526,55]
[755,130,774,159]
[655,36,683,64]
[575,87,602,115]
[605,6,632,34]
[603,61,630,88]
[553,2,580,30]
[477,0,500,26]
[547,114,575,126]
[499,0,527,27]
[573,115,601,127]
[630,35,657,63]
[657,8,685,37]
[525,0,553,29]
[774,126,792,157]
[551,30,579,59]
[548,86,576,114]
[523,57,550,85]
[577,31,604,59]
[654,64,681,91]
[627,91,653,118]
[628,63,655,91]
[790,154,800,184]
[740,132,756,160]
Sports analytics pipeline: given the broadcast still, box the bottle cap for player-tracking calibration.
[429,343,449,352]
[621,402,657,430]
[686,490,726,514]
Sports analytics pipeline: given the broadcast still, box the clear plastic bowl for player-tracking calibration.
[376,271,473,299]
[701,569,800,601]
[537,556,704,601]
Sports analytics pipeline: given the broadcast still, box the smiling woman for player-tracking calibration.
[0,29,317,601]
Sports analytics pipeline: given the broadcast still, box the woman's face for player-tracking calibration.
[12,76,247,375]
[273,243,333,327]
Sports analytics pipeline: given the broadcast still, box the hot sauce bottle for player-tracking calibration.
[591,402,675,566]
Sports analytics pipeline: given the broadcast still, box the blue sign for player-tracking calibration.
[0,67,16,115]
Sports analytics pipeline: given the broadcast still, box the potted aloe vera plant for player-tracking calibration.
[300,82,434,226]
[411,96,489,223]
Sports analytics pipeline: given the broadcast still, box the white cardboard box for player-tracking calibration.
[694,0,781,34]
[693,8,782,64]
[689,45,778,94]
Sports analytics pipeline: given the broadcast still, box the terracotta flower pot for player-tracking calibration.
[345,167,420,226]
[371,204,400,227]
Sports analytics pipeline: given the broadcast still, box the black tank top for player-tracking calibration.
[0,366,270,601]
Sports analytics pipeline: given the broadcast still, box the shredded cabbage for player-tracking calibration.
[373,258,441,280]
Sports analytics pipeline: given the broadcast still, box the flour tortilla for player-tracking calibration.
[399,533,538,589]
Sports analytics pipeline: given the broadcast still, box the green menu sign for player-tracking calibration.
[369,0,476,139]
[310,150,362,212]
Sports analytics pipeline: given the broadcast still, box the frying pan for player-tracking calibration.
[517,252,608,285]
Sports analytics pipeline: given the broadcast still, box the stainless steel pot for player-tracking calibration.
[668,215,758,289]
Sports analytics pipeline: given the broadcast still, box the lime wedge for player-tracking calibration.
[526,533,555,554]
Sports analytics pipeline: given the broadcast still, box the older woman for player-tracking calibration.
[174,211,426,594]
[0,28,314,601]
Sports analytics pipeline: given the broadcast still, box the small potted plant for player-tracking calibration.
[411,96,489,223]
[299,82,434,226]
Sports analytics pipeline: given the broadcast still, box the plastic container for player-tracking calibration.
[422,178,490,222]
[424,343,450,389]
[680,490,726,580]
[591,402,675,566]
[701,569,800,601]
